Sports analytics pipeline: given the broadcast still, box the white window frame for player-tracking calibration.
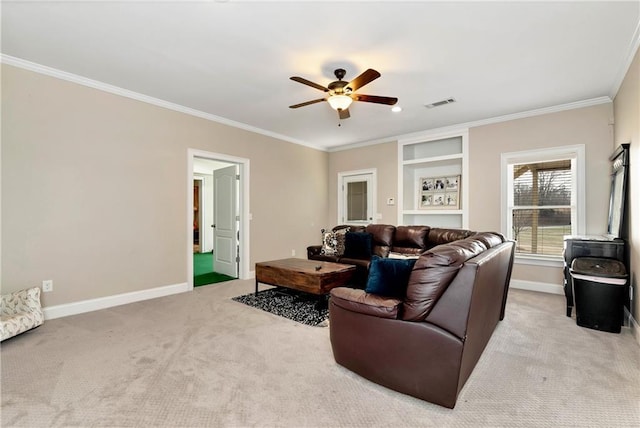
[501,145,585,267]
[338,169,377,226]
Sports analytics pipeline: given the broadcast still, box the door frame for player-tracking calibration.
[193,176,205,253]
[187,148,250,290]
[337,168,377,225]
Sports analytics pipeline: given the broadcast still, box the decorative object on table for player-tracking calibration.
[232,288,329,327]
[418,175,460,209]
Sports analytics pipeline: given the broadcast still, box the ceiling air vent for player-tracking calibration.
[424,98,456,109]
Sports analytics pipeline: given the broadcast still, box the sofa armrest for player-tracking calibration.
[330,287,402,319]
[307,245,322,258]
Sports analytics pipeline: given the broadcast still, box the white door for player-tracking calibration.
[213,165,239,277]
[340,172,375,225]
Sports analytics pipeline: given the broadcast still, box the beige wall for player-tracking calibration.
[469,103,614,285]
[328,141,398,227]
[1,64,329,307]
[613,47,639,320]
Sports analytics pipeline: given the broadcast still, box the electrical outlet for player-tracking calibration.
[291,249,296,257]
[42,280,53,292]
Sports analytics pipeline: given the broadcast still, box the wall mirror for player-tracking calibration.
[607,144,630,238]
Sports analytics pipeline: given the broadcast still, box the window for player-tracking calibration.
[338,169,377,225]
[502,146,585,262]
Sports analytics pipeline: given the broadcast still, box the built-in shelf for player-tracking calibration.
[402,209,464,215]
[398,131,469,229]
[402,153,463,166]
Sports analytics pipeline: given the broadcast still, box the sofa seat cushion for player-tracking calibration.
[365,256,417,298]
[402,238,487,321]
[388,252,420,260]
[331,287,402,319]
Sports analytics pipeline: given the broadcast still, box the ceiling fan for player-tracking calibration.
[289,68,398,119]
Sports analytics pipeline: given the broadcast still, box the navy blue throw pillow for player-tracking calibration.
[343,232,373,259]
[365,256,417,298]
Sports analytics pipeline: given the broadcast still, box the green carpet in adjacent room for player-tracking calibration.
[194,252,235,286]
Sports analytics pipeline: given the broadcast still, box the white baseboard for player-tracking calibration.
[43,282,189,320]
[510,279,564,295]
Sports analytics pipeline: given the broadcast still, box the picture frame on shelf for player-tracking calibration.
[419,175,460,209]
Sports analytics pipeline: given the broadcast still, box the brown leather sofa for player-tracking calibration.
[307,224,476,288]
[328,231,515,408]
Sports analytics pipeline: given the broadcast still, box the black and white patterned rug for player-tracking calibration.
[232,288,329,327]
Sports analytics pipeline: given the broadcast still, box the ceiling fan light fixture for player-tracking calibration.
[327,94,353,111]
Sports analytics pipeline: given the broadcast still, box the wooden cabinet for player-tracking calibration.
[398,131,469,228]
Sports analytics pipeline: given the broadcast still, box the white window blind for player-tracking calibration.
[503,145,584,260]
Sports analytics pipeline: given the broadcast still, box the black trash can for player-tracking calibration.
[570,257,627,333]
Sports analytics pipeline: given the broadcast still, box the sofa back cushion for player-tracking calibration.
[425,228,475,250]
[365,224,396,258]
[332,225,365,234]
[391,225,430,255]
[402,237,488,321]
[471,231,505,248]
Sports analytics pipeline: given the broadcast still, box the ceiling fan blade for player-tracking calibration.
[354,94,398,105]
[290,76,329,92]
[289,98,326,109]
[345,69,381,92]
[338,108,350,120]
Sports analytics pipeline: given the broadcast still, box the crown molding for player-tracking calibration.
[610,19,640,98]
[2,54,614,154]
[329,96,612,152]
[0,54,327,152]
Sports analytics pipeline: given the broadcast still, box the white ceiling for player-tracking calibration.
[2,1,639,151]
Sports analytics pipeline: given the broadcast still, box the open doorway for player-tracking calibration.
[193,177,203,253]
[188,149,250,290]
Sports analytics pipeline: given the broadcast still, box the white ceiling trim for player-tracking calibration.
[329,96,612,152]
[0,54,324,152]
[609,19,640,98]
[0,54,615,155]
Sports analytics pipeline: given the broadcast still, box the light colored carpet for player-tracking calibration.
[1,280,638,427]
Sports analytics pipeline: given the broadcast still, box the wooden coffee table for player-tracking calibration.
[255,258,356,296]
